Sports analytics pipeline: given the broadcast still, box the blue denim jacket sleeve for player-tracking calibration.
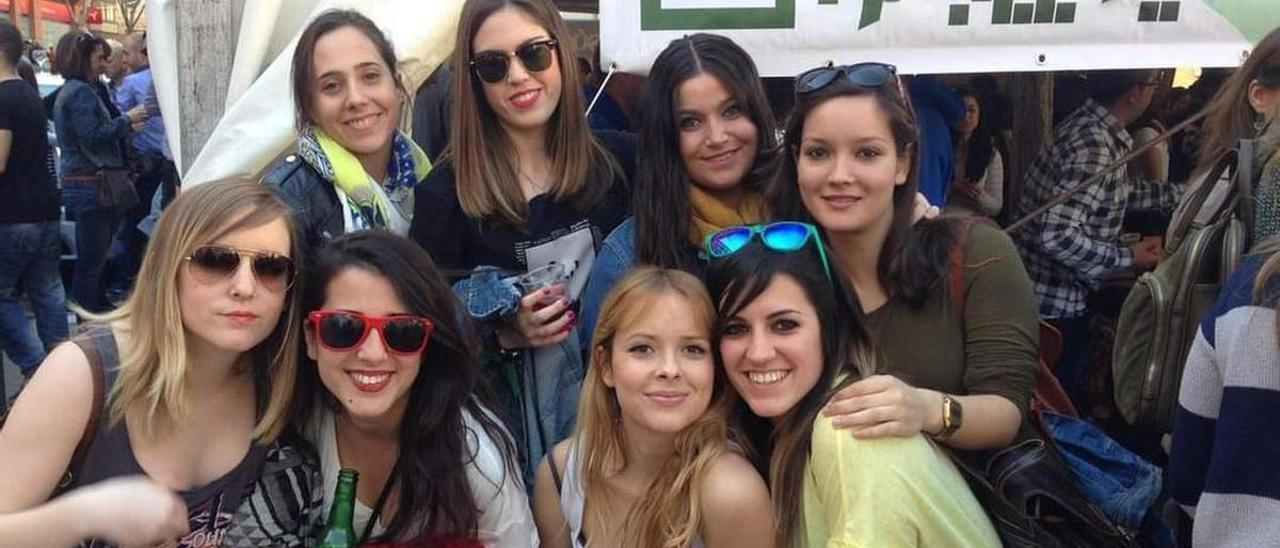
[451,266,522,324]
[65,83,130,149]
[577,218,638,351]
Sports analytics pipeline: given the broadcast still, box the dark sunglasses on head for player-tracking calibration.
[184,245,295,293]
[704,222,833,282]
[795,62,900,96]
[470,39,558,84]
[309,310,435,355]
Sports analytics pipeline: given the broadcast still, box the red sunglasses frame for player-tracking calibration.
[307,310,435,355]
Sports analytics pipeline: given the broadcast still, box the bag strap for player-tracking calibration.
[65,336,107,485]
[1168,150,1239,249]
[1236,138,1256,243]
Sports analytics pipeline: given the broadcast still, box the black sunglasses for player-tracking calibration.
[795,62,901,96]
[470,39,558,84]
[184,245,295,293]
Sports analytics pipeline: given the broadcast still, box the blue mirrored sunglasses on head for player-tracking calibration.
[704,222,833,282]
[795,62,899,96]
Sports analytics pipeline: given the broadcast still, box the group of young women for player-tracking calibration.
[0,0,1046,545]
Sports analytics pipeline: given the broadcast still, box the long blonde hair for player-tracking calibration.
[577,267,736,548]
[448,0,620,226]
[84,179,303,442]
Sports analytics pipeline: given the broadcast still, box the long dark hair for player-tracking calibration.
[954,88,995,185]
[296,231,518,542]
[290,9,407,132]
[768,74,957,308]
[706,239,877,546]
[1197,26,1280,174]
[634,33,779,271]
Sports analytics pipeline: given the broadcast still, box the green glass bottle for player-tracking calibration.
[316,468,359,548]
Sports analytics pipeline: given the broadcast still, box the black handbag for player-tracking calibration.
[946,434,1138,548]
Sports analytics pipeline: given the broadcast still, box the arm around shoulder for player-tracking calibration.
[699,452,776,548]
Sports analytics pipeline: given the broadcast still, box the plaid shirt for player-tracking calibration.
[1013,99,1177,318]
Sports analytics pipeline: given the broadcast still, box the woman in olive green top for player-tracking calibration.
[770,63,1038,452]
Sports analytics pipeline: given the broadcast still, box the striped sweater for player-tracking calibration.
[1169,252,1280,547]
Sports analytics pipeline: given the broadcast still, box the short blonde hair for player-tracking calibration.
[87,179,303,443]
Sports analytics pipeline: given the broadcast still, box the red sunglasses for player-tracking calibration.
[308,311,434,355]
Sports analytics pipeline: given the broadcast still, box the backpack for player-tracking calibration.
[1112,144,1254,434]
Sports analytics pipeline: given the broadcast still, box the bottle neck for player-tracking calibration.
[328,472,358,528]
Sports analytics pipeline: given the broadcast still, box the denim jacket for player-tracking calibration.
[53,79,130,176]
[576,217,707,351]
[452,266,583,486]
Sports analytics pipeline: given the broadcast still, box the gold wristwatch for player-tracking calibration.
[931,394,963,441]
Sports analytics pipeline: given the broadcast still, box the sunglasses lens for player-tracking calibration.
[848,64,894,88]
[708,227,753,257]
[472,55,508,83]
[319,313,366,350]
[517,42,554,72]
[797,68,838,94]
[383,318,429,353]
[761,223,810,251]
[189,247,240,281]
[252,255,294,292]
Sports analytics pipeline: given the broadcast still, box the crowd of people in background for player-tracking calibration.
[0,1,1279,546]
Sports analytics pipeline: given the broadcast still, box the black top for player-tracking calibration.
[0,80,59,224]
[410,130,636,295]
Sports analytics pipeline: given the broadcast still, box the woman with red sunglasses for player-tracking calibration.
[295,230,534,546]
[0,178,316,546]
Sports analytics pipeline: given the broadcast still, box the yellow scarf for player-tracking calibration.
[688,185,768,247]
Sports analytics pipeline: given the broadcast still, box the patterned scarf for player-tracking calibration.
[687,184,768,247]
[298,126,432,232]
[1254,116,1280,243]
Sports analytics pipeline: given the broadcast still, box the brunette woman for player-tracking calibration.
[577,33,776,347]
[52,31,147,312]
[771,64,1038,452]
[298,231,534,545]
[706,223,998,546]
[945,89,1004,218]
[408,0,634,474]
[265,9,432,254]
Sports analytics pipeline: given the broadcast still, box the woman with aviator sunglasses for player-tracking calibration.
[295,230,534,545]
[0,178,318,546]
[705,224,999,547]
[264,9,432,256]
[409,0,634,482]
[769,63,1039,454]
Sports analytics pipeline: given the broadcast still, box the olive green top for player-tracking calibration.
[863,222,1039,417]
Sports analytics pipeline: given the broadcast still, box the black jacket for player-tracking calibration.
[262,152,341,257]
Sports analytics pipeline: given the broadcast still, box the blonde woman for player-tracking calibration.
[532,267,774,548]
[0,179,316,547]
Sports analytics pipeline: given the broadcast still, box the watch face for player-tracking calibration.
[949,397,963,425]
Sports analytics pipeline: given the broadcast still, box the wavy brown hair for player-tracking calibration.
[448,0,620,227]
[577,267,737,548]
